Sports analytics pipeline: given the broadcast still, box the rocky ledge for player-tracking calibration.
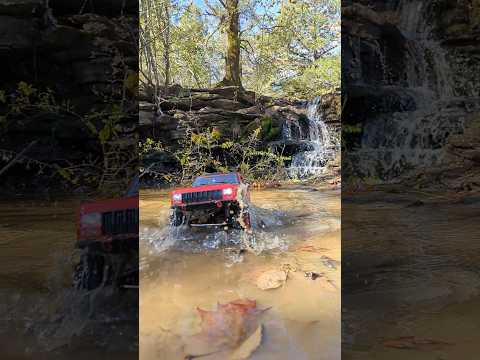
[140,86,340,152]
[0,0,137,193]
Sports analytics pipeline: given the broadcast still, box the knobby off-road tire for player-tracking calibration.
[170,209,185,227]
[73,253,106,291]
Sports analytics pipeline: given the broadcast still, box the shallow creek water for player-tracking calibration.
[140,186,341,360]
[342,189,480,359]
[0,198,138,359]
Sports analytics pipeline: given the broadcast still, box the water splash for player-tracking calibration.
[141,204,291,257]
[288,97,337,178]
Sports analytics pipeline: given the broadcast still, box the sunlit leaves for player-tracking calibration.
[243,0,340,97]
[141,0,340,98]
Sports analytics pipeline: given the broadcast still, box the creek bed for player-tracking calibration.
[140,186,341,360]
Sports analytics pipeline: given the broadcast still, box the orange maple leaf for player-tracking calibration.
[196,299,268,346]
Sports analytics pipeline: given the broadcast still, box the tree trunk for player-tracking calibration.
[221,0,242,87]
[162,0,171,88]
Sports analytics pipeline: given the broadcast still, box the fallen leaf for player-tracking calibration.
[229,324,263,360]
[196,299,269,347]
[256,270,287,290]
[297,245,329,253]
[383,336,454,350]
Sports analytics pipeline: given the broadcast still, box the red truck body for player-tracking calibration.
[76,196,139,246]
[73,178,139,290]
[170,172,251,229]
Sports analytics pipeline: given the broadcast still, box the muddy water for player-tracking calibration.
[342,190,480,359]
[0,198,137,359]
[140,186,341,360]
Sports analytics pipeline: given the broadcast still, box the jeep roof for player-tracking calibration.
[192,172,241,187]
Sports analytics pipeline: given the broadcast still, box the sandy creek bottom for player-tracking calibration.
[342,189,480,359]
[140,186,341,360]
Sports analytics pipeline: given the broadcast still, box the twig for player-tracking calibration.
[0,140,38,177]
[184,349,223,360]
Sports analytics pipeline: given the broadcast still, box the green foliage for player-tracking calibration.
[261,116,273,133]
[0,82,60,114]
[266,126,281,140]
[140,138,164,155]
[124,71,139,95]
[0,83,135,193]
[243,0,340,98]
[343,123,362,134]
[172,125,290,184]
[259,116,281,141]
[140,0,223,88]
[275,56,341,98]
[174,3,216,87]
[342,122,363,150]
[140,0,340,98]
[53,164,77,184]
[18,81,35,97]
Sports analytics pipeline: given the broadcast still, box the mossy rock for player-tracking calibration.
[259,116,281,141]
[298,113,309,122]
[266,126,281,141]
[261,116,273,133]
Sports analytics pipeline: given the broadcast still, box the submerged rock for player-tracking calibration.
[256,270,287,290]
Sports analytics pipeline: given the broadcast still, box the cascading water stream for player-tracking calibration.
[351,0,465,180]
[287,97,337,178]
[397,0,455,100]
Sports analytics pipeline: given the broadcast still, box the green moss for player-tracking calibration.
[298,113,308,122]
[266,126,280,140]
[257,116,282,141]
[261,116,273,132]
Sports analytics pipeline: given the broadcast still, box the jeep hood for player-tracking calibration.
[78,196,138,216]
[171,183,239,194]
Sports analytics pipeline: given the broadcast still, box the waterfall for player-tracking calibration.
[351,0,462,180]
[287,97,337,178]
[397,0,455,99]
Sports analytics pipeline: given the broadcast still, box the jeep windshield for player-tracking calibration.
[192,173,239,187]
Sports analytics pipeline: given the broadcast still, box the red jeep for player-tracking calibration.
[73,178,139,290]
[170,172,251,230]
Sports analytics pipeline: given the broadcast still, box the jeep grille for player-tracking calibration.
[102,208,139,235]
[182,190,222,204]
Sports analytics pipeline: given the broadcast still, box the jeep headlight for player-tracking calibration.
[172,193,182,201]
[222,188,233,196]
[80,212,101,226]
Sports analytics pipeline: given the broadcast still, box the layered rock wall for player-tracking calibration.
[343,0,480,188]
[0,0,138,191]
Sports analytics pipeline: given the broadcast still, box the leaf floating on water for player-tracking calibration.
[195,299,269,347]
[296,244,329,253]
[229,324,263,360]
[383,336,455,350]
[256,270,287,290]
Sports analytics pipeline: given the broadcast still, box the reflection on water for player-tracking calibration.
[140,186,341,360]
[342,189,480,359]
[0,199,137,359]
